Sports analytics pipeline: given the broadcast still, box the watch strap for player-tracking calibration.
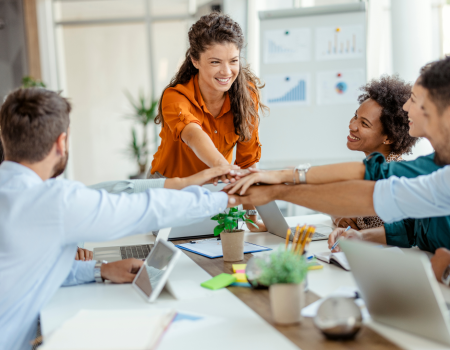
[94,260,107,283]
[246,209,258,216]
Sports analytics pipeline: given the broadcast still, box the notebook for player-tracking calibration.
[175,239,271,258]
[40,309,176,350]
[314,251,350,271]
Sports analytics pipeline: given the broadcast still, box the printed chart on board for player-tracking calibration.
[315,25,364,61]
[316,69,365,105]
[264,28,311,64]
[264,73,310,107]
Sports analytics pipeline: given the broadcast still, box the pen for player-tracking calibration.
[331,225,351,251]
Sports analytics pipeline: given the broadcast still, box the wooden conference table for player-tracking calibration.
[41,214,450,350]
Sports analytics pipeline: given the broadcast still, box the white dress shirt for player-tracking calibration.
[0,161,227,350]
[374,165,450,223]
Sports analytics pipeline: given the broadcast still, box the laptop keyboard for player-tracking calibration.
[120,244,152,260]
[289,228,326,239]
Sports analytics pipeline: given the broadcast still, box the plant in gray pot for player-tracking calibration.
[211,207,258,262]
[255,249,308,325]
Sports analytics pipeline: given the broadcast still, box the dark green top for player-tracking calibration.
[364,152,447,253]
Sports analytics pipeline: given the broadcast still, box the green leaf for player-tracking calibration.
[214,224,225,236]
[229,207,238,213]
[211,213,226,221]
[244,218,259,229]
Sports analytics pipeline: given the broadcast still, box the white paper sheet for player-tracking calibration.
[263,73,311,107]
[40,309,175,350]
[315,25,364,61]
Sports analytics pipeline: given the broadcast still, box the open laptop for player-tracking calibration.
[341,240,450,345]
[93,228,171,262]
[154,183,227,241]
[255,201,333,241]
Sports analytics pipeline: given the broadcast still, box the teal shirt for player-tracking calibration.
[364,152,447,253]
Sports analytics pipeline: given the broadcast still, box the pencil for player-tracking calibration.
[300,226,315,256]
[291,225,301,252]
[295,225,307,254]
[285,228,291,250]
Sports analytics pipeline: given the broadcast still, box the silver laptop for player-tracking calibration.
[341,240,450,345]
[155,183,227,241]
[93,228,171,262]
[256,201,332,241]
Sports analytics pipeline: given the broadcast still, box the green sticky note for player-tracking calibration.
[201,273,237,290]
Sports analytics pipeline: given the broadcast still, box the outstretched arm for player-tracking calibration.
[225,162,366,195]
[229,181,377,217]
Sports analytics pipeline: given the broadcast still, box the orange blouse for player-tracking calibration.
[151,75,262,178]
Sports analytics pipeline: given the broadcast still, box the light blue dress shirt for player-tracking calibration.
[0,161,227,350]
[374,165,450,223]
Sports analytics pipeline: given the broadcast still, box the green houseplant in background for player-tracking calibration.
[256,249,308,325]
[21,76,46,88]
[124,91,158,178]
[211,207,258,262]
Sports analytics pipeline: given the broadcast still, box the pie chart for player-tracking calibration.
[335,82,347,94]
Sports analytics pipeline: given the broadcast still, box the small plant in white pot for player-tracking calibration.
[211,207,258,262]
[256,249,308,325]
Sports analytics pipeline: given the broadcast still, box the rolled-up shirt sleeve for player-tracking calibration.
[162,90,202,141]
[61,260,96,287]
[374,166,450,223]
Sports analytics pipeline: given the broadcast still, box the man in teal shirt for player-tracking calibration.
[363,152,445,253]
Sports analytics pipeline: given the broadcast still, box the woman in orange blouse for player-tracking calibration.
[150,13,268,231]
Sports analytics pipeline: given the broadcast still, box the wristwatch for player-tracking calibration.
[294,163,311,184]
[442,265,450,286]
[94,260,107,283]
[246,209,258,216]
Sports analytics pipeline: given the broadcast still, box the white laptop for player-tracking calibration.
[341,240,450,345]
[154,183,227,241]
[132,239,181,303]
[256,201,333,241]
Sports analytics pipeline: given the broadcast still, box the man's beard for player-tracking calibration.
[51,149,69,178]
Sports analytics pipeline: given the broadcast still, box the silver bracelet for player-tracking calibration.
[94,260,107,283]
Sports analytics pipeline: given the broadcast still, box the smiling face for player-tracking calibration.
[191,42,240,96]
[347,98,391,156]
[421,91,450,165]
[403,80,428,138]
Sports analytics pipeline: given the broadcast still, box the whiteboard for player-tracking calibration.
[258,3,367,169]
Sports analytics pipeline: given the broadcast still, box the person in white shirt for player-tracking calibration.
[0,88,237,350]
[228,56,450,284]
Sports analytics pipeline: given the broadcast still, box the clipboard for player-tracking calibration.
[175,239,271,259]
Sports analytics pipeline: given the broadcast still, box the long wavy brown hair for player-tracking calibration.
[154,12,268,141]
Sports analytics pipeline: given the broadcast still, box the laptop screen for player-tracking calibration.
[134,241,175,297]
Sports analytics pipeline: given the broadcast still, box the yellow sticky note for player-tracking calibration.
[232,264,247,273]
[232,273,248,283]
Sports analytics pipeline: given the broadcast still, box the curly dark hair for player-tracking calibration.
[154,12,268,141]
[357,75,418,155]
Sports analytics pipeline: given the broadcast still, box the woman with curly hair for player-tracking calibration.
[149,12,268,231]
[335,75,417,230]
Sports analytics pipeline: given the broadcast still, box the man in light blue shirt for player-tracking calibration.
[0,88,237,350]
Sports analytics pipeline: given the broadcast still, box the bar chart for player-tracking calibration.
[264,74,310,106]
[315,25,364,61]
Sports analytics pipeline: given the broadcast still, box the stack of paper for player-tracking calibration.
[40,309,176,350]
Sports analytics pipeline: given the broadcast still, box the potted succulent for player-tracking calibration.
[255,249,308,325]
[211,207,258,262]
